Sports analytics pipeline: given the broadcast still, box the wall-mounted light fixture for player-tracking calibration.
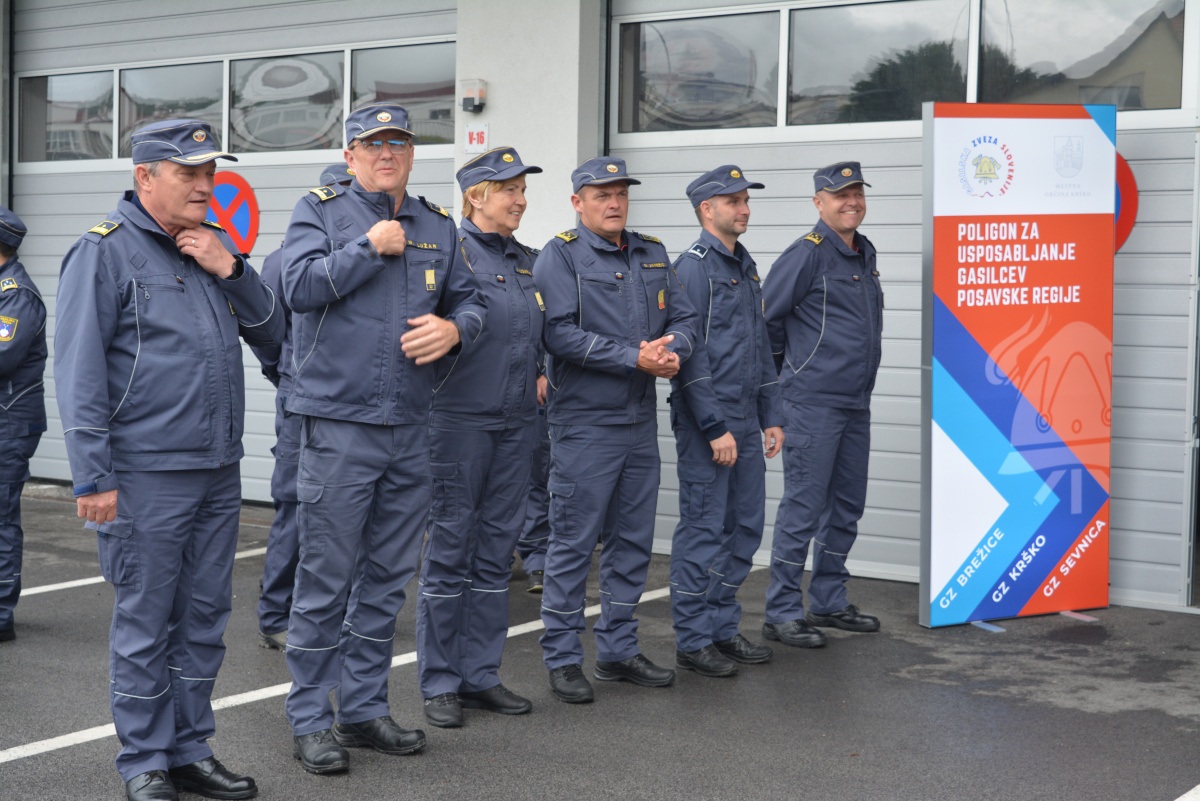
[461,79,487,113]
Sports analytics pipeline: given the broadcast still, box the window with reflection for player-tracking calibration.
[119,63,222,157]
[979,0,1183,109]
[618,13,779,132]
[351,43,456,145]
[19,72,114,161]
[789,0,968,126]
[230,52,343,153]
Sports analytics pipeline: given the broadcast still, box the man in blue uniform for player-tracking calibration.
[252,163,354,652]
[761,161,883,649]
[534,156,702,703]
[0,206,46,644]
[281,103,485,774]
[55,119,283,801]
[669,166,783,677]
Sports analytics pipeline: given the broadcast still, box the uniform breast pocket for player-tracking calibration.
[643,275,669,336]
[578,273,626,338]
[134,274,199,355]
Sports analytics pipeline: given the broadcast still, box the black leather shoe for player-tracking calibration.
[423,692,464,728]
[676,645,738,677]
[526,570,545,593]
[807,604,881,632]
[332,716,425,755]
[460,684,532,715]
[0,626,14,643]
[714,633,773,664]
[125,770,178,801]
[293,729,349,775]
[762,620,827,648]
[594,654,675,687]
[169,757,257,800]
[548,663,594,703]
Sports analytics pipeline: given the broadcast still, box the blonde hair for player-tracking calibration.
[461,179,507,220]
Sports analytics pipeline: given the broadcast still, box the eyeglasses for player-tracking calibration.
[354,139,411,154]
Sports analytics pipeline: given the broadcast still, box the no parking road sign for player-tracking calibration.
[206,172,260,254]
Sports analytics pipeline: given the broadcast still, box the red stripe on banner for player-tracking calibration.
[1020,501,1110,616]
[933,103,1092,119]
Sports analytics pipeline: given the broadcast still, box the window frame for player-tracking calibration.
[608,0,1200,150]
[12,35,456,175]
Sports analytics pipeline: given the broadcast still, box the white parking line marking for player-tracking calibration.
[0,585,674,764]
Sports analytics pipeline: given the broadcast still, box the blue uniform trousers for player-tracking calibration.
[515,409,550,574]
[96,465,242,781]
[285,418,428,736]
[766,402,870,622]
[257,391,300,634]
[670,414,766,652]
[416,423,534,698]
[540,420,659,668]
[0,434,40,630]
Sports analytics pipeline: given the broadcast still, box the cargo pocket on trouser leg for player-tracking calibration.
[296,479,327,555]
[95,515,141,590]
[677,460,717,523]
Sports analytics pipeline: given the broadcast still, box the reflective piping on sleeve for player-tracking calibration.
[238,283,277,327]
[792,275,826,375]
[292,305,329,375]
[705,278,714,342]
[665,329,691,355]
[581,334,599,367]
[109,288,142,421]
[0,380,43,411]
[432,353,461,394]
[760,380,780,388]
[458,311,484,343]
[63,426,109,435]
[681,376,710,389]
[321,254,341,300]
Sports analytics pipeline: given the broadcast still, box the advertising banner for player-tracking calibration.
[920,103,1114,628]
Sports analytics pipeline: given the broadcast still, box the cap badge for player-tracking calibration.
[606,164,619,173]
[192,130,207,143]
[841,167,853,177]
[377,111,393,122]
[730,169,741,178]
[502,153,515,163]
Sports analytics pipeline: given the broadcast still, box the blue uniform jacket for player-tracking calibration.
[282,182,486,425]
[0,257,47,438]
[55,192,285,497]
[670,230,781,434]
[763,218,883,410]
[430,217,542,430]
[533,224,700,426]
[249,247,293,393]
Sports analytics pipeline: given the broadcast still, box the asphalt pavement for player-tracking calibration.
[3,483,1200,801]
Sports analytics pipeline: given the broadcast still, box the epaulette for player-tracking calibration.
[803,231,824,245]
[555,230,578,243]
[636,232,662,244]
[87,220,120,237]
[0,278,19,292]
[202,220,224,230]
[422,197,450,217]
[309,186,337,201]
[687,243,709,259]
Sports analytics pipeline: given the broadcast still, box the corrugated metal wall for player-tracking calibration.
[11,0,458,503]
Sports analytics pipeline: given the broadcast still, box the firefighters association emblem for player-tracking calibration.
[192,130,206,143]
[958,135,1015,198]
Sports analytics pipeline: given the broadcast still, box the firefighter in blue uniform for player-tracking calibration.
[669,166,783,677]
[0,206,46,645]
[281,103,485,775]
[416,146,543,728]
[55,120,283,801]
[534,157,703,703]
[252,163,353,652]
[761,161,883,649]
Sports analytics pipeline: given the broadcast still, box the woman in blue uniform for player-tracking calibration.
[416,147,544,728]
